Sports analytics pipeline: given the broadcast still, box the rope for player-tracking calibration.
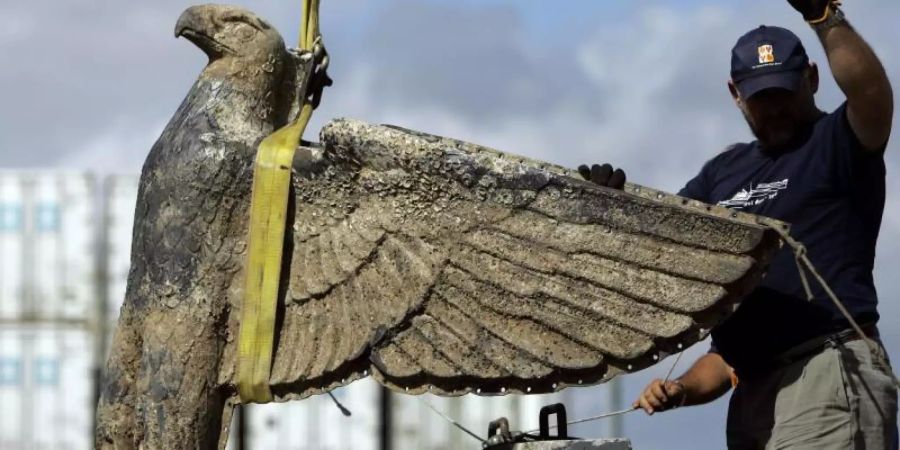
[792,244,815,301]
[766,224,900,389]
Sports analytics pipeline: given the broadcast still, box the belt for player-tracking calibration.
[770,324,879,369]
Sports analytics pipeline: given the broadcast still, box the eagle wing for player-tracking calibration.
[267,119,780,400]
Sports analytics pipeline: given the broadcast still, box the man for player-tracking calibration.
[580,1,896,448]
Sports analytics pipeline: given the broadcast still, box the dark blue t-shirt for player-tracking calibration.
[678,103,886,376]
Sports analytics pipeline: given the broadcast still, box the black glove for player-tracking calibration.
[786,0,836,22]
[577,163,626,190]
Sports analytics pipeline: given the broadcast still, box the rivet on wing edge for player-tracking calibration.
[653,354,659,361]
[526,387,532,393]
[627,364,633,371]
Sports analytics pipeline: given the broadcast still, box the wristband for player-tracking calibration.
[811,6,846,32]
[808,2,846,31]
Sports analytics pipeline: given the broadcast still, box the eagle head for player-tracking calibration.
[174,4,301,129]
[175,4,285,67]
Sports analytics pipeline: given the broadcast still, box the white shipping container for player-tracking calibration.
[0,325,95,450]
[0,177,24,321]
[0,172,96,324]
[0,328,24,450]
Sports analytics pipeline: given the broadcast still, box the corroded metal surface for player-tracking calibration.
[262,119,782,401]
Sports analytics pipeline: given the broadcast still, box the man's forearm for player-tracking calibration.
[816,19,893,150]
[677,352,734,407]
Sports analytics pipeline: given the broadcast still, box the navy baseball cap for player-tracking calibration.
[731,25,810,98]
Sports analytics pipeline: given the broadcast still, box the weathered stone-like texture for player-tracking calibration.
[263,119,781,402]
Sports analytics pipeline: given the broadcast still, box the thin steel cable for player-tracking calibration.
[524,350,685,435]
[523,407,639,434]
[421,398,487,444]
[663,351,685,383]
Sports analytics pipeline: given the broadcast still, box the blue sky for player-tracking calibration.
[1,1,898,449]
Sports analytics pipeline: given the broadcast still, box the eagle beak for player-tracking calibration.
[174,6,203,39]
[174,5,234,57]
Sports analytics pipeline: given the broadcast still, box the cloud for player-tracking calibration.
[0,0,371,170]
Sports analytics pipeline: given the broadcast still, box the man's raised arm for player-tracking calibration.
[789,0,893,152]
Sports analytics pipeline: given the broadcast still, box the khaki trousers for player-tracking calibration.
[726,339,898,449]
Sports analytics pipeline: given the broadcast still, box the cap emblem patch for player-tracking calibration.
[758,44,775,64]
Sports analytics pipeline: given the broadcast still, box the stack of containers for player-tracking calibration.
[0,172,97,450]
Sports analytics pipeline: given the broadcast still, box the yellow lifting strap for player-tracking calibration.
[237,0,322,403]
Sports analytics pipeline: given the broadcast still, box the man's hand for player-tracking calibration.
[577,164,626,190]
[629,353,735,416]
[786,0,834,22]
[633,379,686,415]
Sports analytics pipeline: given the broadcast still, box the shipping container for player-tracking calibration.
[0,325,95,450]
[0,172,98,450]
[0,327,24,450]
[0,176,24,321]
[0,172,97,325]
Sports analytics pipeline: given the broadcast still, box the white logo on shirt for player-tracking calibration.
[718,179,789,209]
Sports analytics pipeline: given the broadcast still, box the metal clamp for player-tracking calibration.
[485,417,514,447]
[539,403,568,440]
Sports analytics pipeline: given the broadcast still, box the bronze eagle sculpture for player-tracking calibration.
[96,4,781,449]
